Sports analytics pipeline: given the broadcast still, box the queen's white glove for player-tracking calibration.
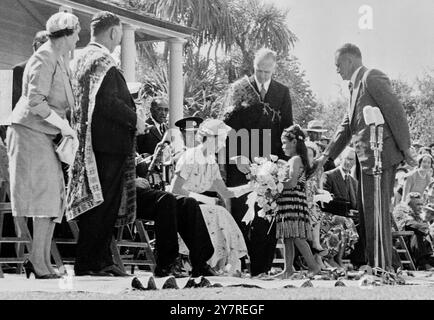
[44,110,75,138]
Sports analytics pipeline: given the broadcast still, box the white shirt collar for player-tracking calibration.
[254,76,271,92]
[150,116,160,127]
[350,66,363,86]
[150,116,163,134]
[89,41,110,55]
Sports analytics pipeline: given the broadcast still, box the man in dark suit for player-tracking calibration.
[224,48,293,277]
[321,147,366,266]
[0,31,49,143]
[317,43,416,270]
[136,98,169,155]
[322,147,358,214]
[69,11,150,277]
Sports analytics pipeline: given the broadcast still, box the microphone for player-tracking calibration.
[371,107,384,126]
[372,107,384,152]
[363,106,376,150]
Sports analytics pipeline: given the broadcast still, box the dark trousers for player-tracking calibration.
[408,232,434,268]
[226,165,277,276]
[249,216,278,276]
[358,164,396,269]
[74,152,127,273]
[136,188,214,270]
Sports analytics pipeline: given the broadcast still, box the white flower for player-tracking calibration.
[269,154,278,162]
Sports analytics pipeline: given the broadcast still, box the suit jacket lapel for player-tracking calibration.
[264,80,276,103]
[349,66,367,122]
[146,117,162,140]
[249,75,260,95]
[333,169,346,198]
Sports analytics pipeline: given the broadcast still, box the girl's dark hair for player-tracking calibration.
[282,124,316,178]
[48,28,74,39]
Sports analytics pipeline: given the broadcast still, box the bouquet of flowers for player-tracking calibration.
[221,76,281,123]
[241,155,289,224]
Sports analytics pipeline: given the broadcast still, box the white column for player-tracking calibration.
[121,24,136,82]
[168,37,186,128]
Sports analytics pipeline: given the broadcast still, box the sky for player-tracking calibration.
[268,0,434,103]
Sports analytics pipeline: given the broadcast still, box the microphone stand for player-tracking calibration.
[371,124,385,270]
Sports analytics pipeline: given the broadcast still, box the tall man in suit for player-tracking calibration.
[224,48,293,276]
[317,43,416,270]
[67,11,150,277]
[136,98,169,155]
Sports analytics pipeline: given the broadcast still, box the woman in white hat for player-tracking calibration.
[169,119,249,276]
[7,12,80,279]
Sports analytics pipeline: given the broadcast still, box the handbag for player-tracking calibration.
[56,136,78,165]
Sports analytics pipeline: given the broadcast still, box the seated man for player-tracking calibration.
[136,98,169,155]
[393,192,434,270]
[321,147,358,217]
[135,151,216,278]
[321,147,362,267]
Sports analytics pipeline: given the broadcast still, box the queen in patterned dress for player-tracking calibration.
[169,119,249,276]
[273,125,321,279]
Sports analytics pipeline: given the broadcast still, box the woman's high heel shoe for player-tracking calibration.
[23,259,56,279]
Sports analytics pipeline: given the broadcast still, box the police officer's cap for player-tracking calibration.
[175,117,203,131]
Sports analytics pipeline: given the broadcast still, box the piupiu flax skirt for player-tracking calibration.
[275,173,312,240]
[6,124,65,223]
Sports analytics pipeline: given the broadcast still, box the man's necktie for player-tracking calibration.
[260,84,267,101]
[160,123,166,135]
[345,174,357,209]
[348,81,354,107]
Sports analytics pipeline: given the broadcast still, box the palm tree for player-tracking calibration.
[227,0,298,80]
[119,0,299,117]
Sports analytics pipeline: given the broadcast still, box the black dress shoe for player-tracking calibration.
[75,270,113,277]
[162,276,179,289]
[101,265,130,277]
[155,264,188,278]
[191,265,218,278]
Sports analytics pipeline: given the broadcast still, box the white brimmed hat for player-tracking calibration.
[306,120,327,133]
[197,119,232,139]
